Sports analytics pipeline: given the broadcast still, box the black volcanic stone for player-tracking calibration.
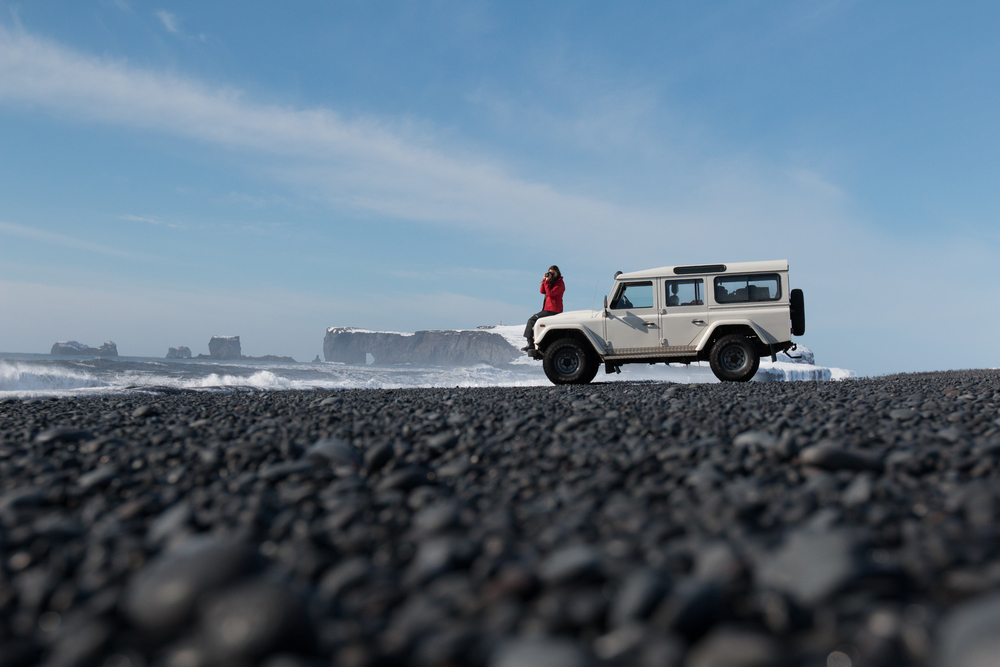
[685,627,780,667]
[307,438,359,467]
[0,371,998,666]
[491,637,592,667]
[199,579,315,663]
[363,441,394,473]
[123,538,261,635]
[608,568,671,629]
[538,546,601,586]
[34,427,93,444]
[934,590,1000,667]
[755,528,861,606]
[798,440,883,472]
[375,467,432,493]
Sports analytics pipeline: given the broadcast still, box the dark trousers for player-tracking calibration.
[524,310,558,343]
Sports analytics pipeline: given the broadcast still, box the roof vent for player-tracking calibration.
[674,264,727,275]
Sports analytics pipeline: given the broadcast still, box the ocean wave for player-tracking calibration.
[0,354,849,398]
[0,360,105,392]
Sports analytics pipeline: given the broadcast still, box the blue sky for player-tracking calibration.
[1,1,998,374]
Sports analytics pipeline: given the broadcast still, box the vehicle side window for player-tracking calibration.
[713,273,781,303]
[610,282,654,309]
[664,279,703,307]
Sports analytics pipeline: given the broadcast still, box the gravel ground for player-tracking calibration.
[2,370,1000,667]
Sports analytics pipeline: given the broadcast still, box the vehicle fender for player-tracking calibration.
[536,325,608,356]
[695,320,773,352]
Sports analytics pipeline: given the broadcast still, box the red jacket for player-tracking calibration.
[541,277,565,313]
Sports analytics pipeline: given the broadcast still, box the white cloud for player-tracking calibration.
[0,220,139,258]
[155,10,179,34]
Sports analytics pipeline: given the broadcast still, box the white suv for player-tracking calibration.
[527,260,805,384]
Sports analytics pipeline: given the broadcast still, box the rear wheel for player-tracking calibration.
[709,334,760,382]
[543,338,597,385]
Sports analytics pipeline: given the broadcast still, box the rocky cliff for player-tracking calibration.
[323,328,518,366]
[50,341,118,357]
[208,336,242,360]
[166,346,192,359]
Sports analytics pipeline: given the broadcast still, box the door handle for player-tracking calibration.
[643,321,656,326]
[691,319,705,325]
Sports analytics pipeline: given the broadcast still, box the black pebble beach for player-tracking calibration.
[2,370,1000,666]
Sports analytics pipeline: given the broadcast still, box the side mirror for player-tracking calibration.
[603,295,608,317]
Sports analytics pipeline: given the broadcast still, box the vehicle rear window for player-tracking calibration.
[610,282,654,309]
[665,279,704,307]
[714,273,781,303]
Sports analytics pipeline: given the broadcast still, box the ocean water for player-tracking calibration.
[0,350,851,398]
[0,323,850,398]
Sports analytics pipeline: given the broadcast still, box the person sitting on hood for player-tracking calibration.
[522,265,564,352]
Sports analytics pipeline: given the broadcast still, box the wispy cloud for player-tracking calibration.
[118,214,182,228]
[0,220,138,258]
[0,26,659,242]
[155,10,179,34]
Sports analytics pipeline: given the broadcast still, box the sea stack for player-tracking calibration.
[50,341,119,357]
[323,327,517,366]
[166,346,192,359]
[208,336,241,360]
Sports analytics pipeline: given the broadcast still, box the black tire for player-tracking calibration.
[543,338,597,385]
[709,334,760,382]
[790,289,805,336]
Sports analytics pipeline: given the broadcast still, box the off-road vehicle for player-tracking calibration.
[527,260,805,384]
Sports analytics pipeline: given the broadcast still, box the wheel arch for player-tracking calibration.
[697,321,771,358]
[536,326,606,356]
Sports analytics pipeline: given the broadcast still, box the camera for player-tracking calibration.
[545,272,552,278]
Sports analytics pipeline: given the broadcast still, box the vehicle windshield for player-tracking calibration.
[610,282,654,309]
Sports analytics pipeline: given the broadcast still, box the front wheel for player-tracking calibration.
[709,334,760,382]
[543,339,597,385]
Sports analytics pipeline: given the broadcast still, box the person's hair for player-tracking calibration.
[548,265,561,278]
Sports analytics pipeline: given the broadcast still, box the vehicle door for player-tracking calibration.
[604,280,659,352]
[661,277,709,348]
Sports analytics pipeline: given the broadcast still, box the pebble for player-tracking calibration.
[363,441,394,473]
[307,438,359,466]
[132,405,159,418]
[799,440,883,472]
[123,538,261,634]
[755,528,859,605]
[34,427,93,444]
[538,545,602,585]
[934,590,1000,667]
[491,637,592,667]
[685,627,779,667]
[375,467,432,493]
[77,464,118,489]
[199,579,314,663]
[608,568,670,628]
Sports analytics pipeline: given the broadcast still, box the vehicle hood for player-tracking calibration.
[540,309,602,325]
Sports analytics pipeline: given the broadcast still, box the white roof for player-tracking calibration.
[618,259,788,280]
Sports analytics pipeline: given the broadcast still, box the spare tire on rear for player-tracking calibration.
[790,289,805,336]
